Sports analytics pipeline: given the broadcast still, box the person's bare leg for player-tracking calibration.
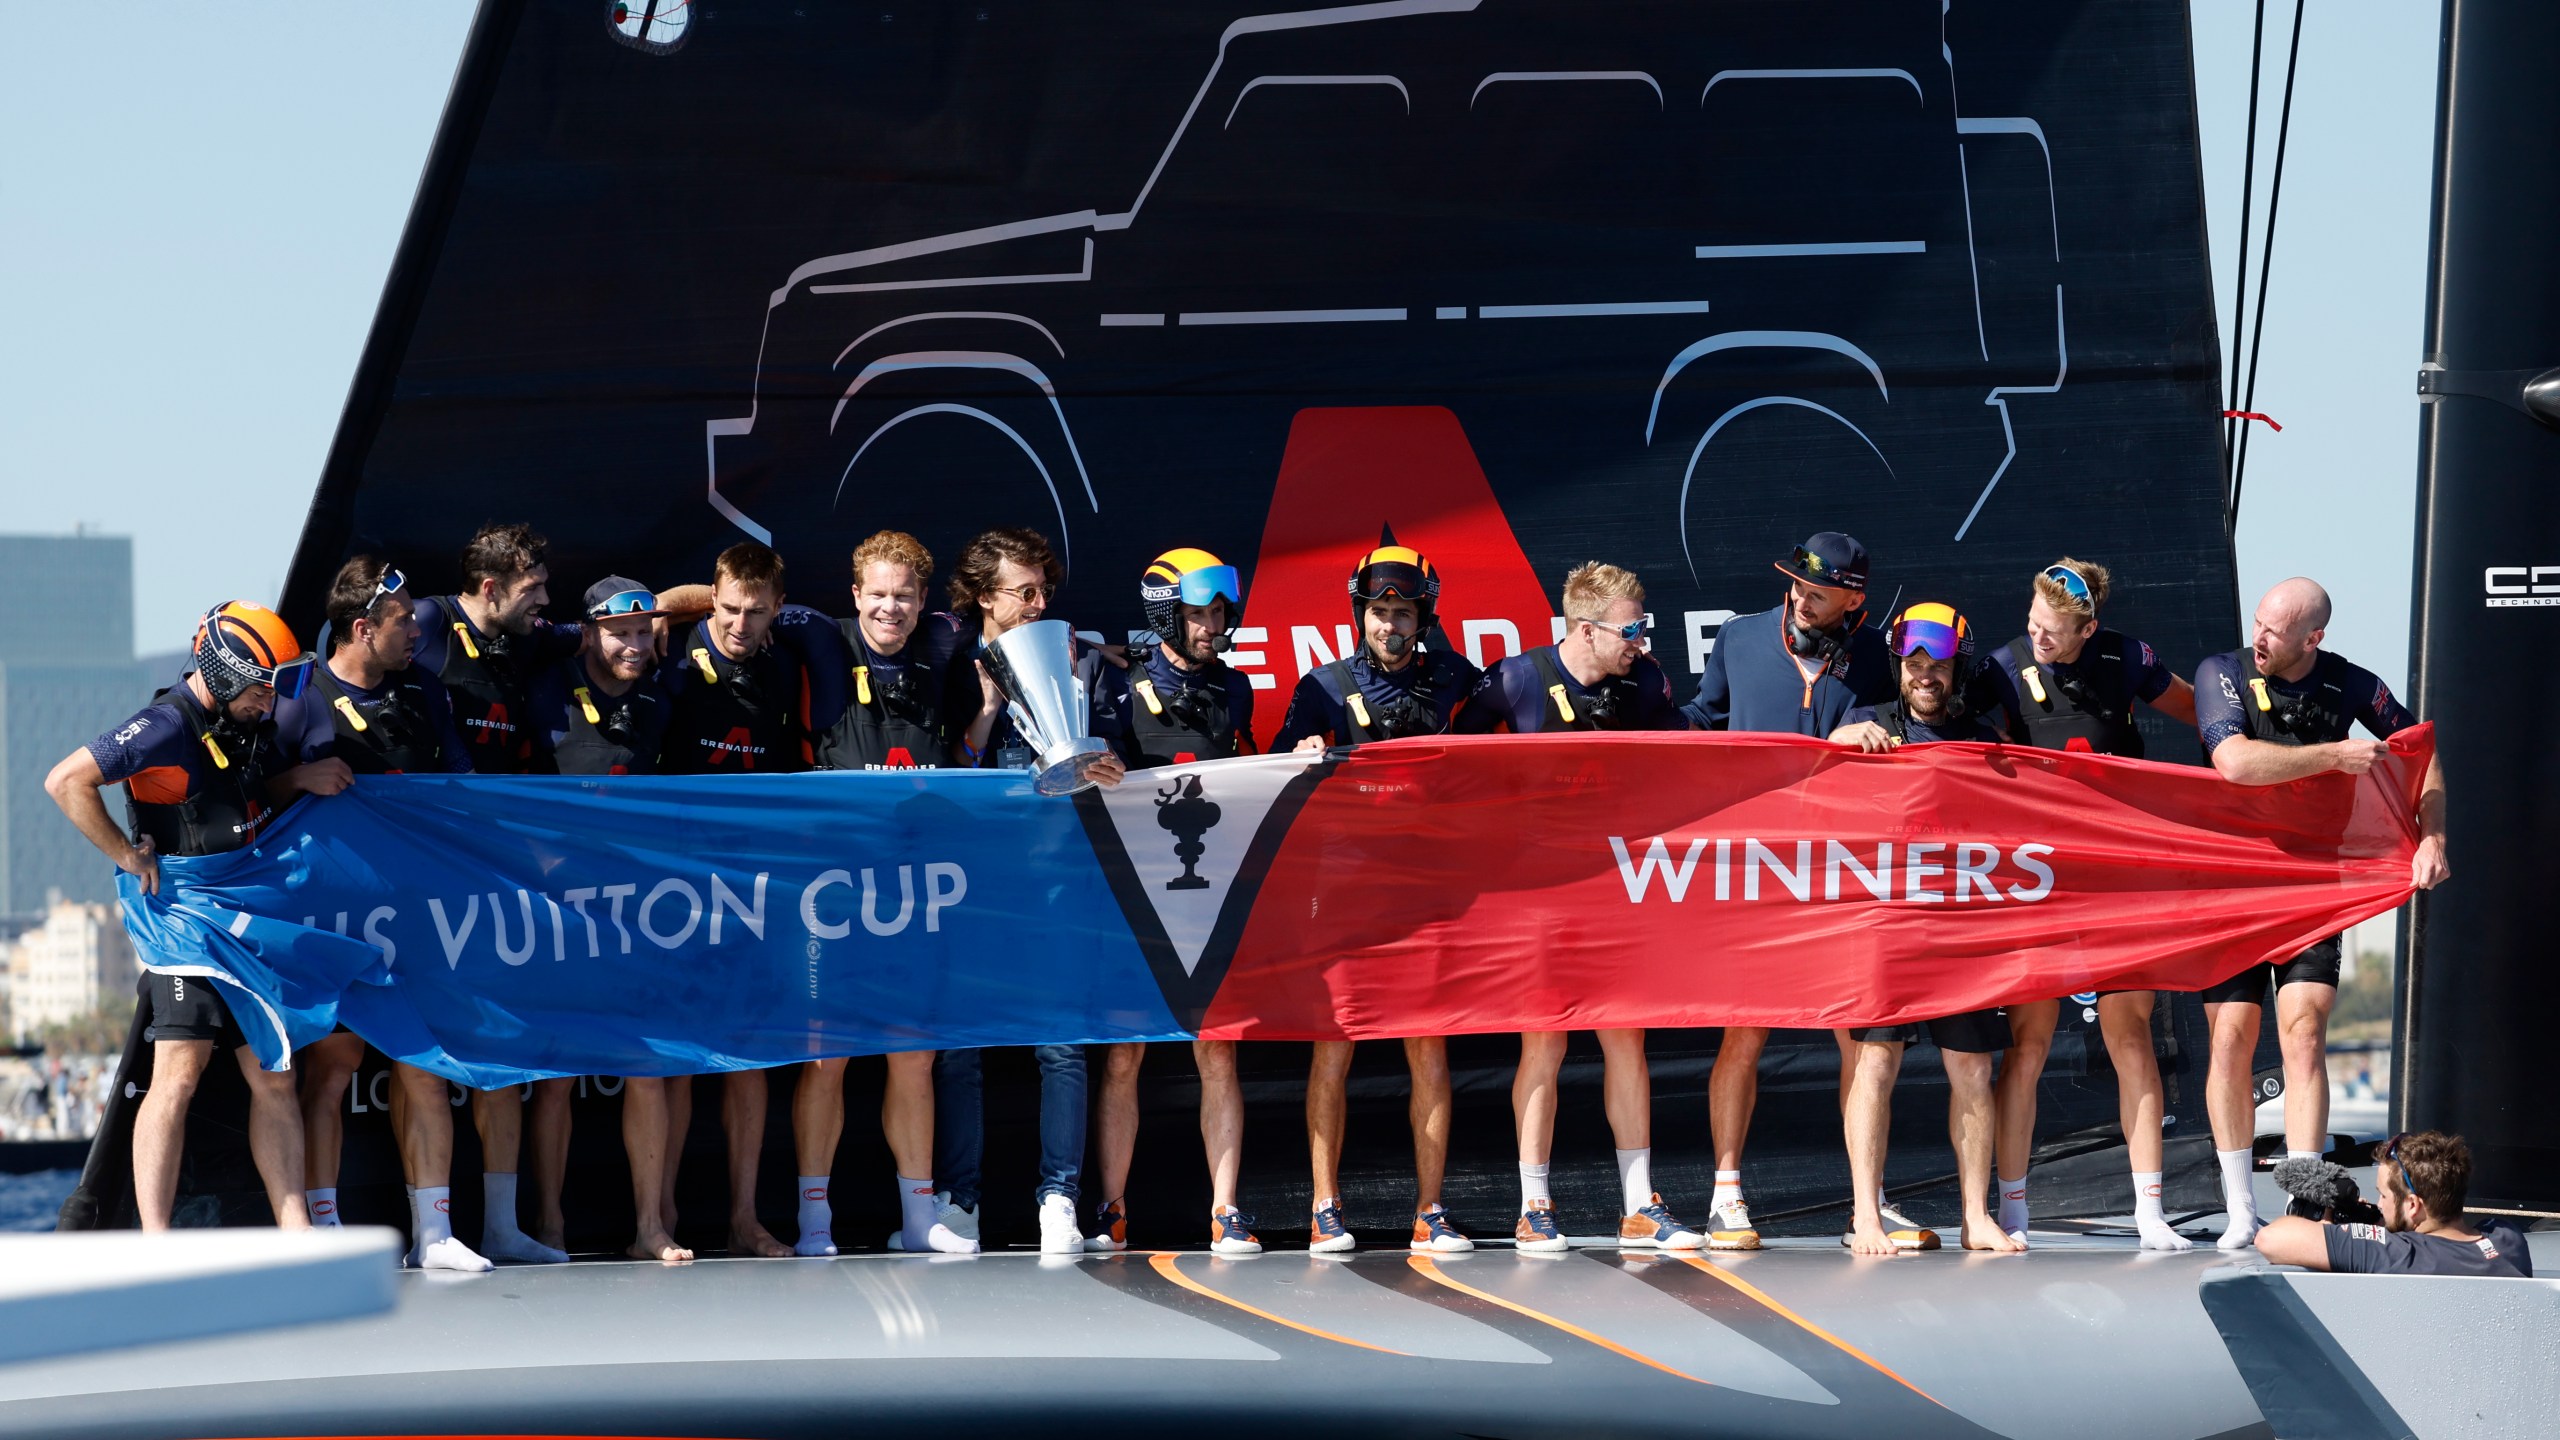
[1844,1040,1901,1256]
[471,1082,564,1261]
[1833,1029,1857,1112]
[2203,999,2265,1248]
[394,1063,455,1189]
[1195,1040,1242,1215]
[2101,994,2167,1173]
[387,1067,412,1186]
[236,1048,312,1229]
[1994,1000,2058,1185]
[1405,1036,1451,1211]
[725,1069,789,1256]
[622,1077,690,1260]
[1307,1040,1353,1209]
[297,1032,364,1195]
[528,1078,572,1250]
[1946,1051,2020,1252]
[1709,1027,1768,1172]
[662,1074,693,1240]
[1094,1041,1144,1221]
[794,1058,847,1177]
[882,1051,933,1178]
[2275,981,2338,1156]
[133,1040,211,1232]
[1512,1032,1567,1168]
[473,1084,523,1178]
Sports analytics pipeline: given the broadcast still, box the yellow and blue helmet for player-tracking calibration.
[1139,547,1242,644]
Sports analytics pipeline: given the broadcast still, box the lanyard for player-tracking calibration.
[1777,624,1826,711]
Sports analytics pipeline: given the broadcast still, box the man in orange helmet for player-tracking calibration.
[45,601,342,1231]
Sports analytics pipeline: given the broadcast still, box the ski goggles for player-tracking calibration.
[1887,604,1969,661]
[1574,614,1648,642]
[588,588,659,619]
[268,654,315,700]
[1169,564,1240,609]
[2042,564,2094,605]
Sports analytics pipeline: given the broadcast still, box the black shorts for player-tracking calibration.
[143,971,244,1048]
[2199,936,2345,1007]
[1851,1008,2012,1054]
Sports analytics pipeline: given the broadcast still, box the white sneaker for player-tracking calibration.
[888,1192,981,1251]
[1039,1193,1084,1254]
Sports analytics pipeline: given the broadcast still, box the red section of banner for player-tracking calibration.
[1200,726,2431,1039]
[1244,407,1555,748]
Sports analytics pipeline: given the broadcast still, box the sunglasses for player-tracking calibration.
[589,588,657,619]
[1791,546,1838,580]
[991,583,1053,604]
[363,567,408,616]
[1575,614,1648,642]
[2043,564,2094,605]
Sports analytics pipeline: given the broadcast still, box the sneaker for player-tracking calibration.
[1038,1193,1084,1254]
[1619,1194,1705,1250]
[1867,1202,1942,1252]
[1513,1199,1568,1254]
[1410,1207,1474,1253]
[1085,1198,1128,1253]
[887,1193,980,1251]
[1211,1207,1263,1256]
[1309,1201,1356,1253]
[1705,1197,1761,1251]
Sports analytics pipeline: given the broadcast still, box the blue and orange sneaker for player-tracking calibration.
[1211,1207,1262,1256]
[1410,1206,1474,1253]
[1084,1197,1128,1253]
[1513,1199,1568,1254]
[1309,1200,1356,1253]
[1619,1194,1705,1250]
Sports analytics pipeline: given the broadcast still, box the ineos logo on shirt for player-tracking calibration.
[114,717,151,744]
[2483,566,2560,608]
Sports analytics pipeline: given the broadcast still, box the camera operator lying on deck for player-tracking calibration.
[2253,1131,2533,1277]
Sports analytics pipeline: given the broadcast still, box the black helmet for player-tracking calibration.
[1138,547,1242,650]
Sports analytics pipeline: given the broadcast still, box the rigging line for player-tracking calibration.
[2225,0,2270,499]
[2230,0,2306,526]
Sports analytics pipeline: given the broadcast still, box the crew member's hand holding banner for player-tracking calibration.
[116,728,2431,1086]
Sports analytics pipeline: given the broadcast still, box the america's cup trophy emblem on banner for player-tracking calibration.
[984,618,1113,795]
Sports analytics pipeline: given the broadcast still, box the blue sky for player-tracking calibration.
[1,2,2440,690]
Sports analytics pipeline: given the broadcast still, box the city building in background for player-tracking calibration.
[0,532,156,919]
[5,889,138,1044]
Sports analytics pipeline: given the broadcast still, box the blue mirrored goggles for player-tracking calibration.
[588,588,659,619]
[2042,564,2093,604]
[1575,614,1648,642]
[365,567,408,614]
[268,655,315,700]
[1889,618,1966,662]
[1173,565,1241,608]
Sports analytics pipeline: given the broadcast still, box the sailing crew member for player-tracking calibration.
[2254,1131,2529,1277]
[938,527,1126,1255]
[1455,562,1703,1253]
[525,576,690,1261]
[269,560,497,1270]
[2192,578,2449,1249]
[45,602,329,1235]
[1975,559,2200,1251]
[770,533,975,1257]
[655,540,813,1258]
[1677,531,1894,1252]
[409,523,584,1265]
[1272,536,1483,1256]
[1088,547,1258,1254]
[1828,603,2022,1255]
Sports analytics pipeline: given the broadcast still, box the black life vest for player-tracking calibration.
[1523,646,1654,733]
[2234,650,2354,747]
[1126,654,1239,766]
[548,673,669,776]
[124,684,271,858]
[433,600,539,774]
[311,663,449,775]
[1315,648,1468,745]
[818,621,948,771]
[1998,631,2143,757]
[663,630,804,773]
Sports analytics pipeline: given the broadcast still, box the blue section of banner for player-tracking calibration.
[119,772,1185,1086]
[116,867,388,1072]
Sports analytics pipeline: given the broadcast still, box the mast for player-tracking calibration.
[2401,0,2560,1211]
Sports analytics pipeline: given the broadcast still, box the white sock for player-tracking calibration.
[478,1172,568,1264]
[795,1176,836,1256]
[896,1175,939,1253]
[1712,1170,1742,1210]
[1997,1175,2029,1236]
[307,1188,341,1227]
[2132,1170,2192,1251]
[2287,1148,2321,1164]
[2216,1148,2261,1249]
[408,1186,493,1272]
[1616,1149,1654,1215]
[1519,1162,1551,1211]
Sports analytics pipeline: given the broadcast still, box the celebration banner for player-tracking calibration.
[120,728,2430,1086]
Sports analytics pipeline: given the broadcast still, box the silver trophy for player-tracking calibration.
[983,618,1113,796]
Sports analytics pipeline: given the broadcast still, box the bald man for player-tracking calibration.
[2191,578,2449,1250]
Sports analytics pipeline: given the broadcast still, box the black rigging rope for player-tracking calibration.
[2224,0,2269,498]
[2229,0,2307,525]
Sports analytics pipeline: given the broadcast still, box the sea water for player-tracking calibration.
[0,1170,75,1232]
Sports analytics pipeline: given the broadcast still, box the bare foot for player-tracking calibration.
[629,1228,694,1263]
[1961,1215,2027,1252]
[1845,1221,1900,1257]
[730,1220,792,1258]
